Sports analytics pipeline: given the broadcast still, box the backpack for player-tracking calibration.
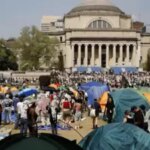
[63,101,70,109]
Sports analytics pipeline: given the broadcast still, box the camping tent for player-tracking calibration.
[79,82,109,105]
[18,88,38,97]
[79,123,150,150]
[111,88,150,122]
[0,134,82,150]
[98,92,109,112]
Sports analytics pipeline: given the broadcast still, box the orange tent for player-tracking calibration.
[143,93,150,104]
[98,92,109,112]
[49,84,58,89]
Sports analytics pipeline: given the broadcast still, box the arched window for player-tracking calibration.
[88,20,112,30]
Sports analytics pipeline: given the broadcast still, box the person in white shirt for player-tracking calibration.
[2,94,13,124]
[19,100,29,135]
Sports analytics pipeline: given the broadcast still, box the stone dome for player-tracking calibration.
[80,0,113,6]
[65,0,125,17]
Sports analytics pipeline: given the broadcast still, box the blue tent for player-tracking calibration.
[79,82,109,105]
[79,123,150,150]
[18,88,38,97]
[111,88,150,122]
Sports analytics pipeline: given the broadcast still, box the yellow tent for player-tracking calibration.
[143,93,150,104]
[69,87,79,98]
[0,86,8,94]
[11,87,18,92]
[99,92,109,112]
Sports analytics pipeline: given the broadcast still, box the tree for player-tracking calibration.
[0,39,18,70]
[145,49,150,71]
[58,52,64,72]
[15,26,59,71]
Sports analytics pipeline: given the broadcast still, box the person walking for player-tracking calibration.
[0,102,2,126]
[90,99,101,129]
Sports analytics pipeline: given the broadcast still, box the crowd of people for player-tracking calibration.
[0,70,150,136]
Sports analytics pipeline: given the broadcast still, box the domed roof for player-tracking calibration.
[65,0,125,17]
[80,0,113,6]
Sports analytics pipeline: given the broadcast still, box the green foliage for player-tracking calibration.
[58,52,64,72]
[0,39,18,70]
[145,49,150,71]
[15,26,59,71]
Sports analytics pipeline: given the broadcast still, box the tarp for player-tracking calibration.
[79,82,109,105]
[91,67,102,73]
[72,67,102,73]
[111,67,138,75]
[79,123,150,150]
[77,67,87,72]
[111,88,150,122]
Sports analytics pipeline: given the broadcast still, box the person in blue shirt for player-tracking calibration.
[91,99,101,129]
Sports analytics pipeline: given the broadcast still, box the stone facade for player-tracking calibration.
[41,0,150,71]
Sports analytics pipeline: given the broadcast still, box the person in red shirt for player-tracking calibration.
[61,98,72,127]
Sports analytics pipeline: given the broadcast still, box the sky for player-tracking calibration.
[0,0,150,39]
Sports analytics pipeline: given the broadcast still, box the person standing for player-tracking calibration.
[13,95,20,129]
[27,102,38,136]
[105,94,115,123]
[48,105,58,135]
[20,101,28,136]
[90,99,101,129]
[2,94,13,124]
[0,102,2,126]
[74,100,82,129]
[49,96,59,134]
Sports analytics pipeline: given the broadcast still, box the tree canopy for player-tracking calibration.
[15,26,59,71]
[0,39,18,70]
[145,49,150,71]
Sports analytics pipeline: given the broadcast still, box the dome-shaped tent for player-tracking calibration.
[111,88,150,122]
[79,123,150,150]
[0,134,82,150]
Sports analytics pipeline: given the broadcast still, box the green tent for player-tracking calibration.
[111,88,150,122]
[79,123,150,150]
[0,134,82,150]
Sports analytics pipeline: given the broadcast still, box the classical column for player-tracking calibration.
[78,44,81,66]
[84,44,88,66]
[106,44,109,68]
[126,44,129,66]
[91,44,95,66]
[72,44,75,67]
[136,42,141,67]
[119,44,123,65]
[113,44,116,65]
[65,41,72,69]
[132,44,136,66]
[99,44,102,67]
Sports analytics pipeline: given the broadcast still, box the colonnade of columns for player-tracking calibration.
[72,43,137,68]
